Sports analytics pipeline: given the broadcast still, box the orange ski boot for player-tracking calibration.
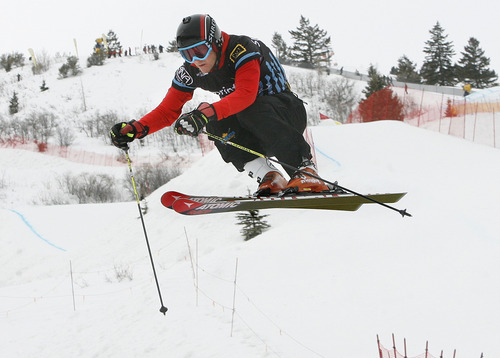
[254,171,288,197]
[282,162,331,195]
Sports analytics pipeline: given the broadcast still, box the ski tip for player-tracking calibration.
[161,191,189,209]
[172,198,205,214]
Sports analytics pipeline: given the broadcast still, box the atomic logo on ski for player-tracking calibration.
[172,198,240,215]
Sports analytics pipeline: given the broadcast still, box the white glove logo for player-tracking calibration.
[179,119,195,133]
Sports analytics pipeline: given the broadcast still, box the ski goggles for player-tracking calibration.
[178,41,212,63]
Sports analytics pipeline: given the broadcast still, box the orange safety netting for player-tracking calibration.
[348,85,499,148]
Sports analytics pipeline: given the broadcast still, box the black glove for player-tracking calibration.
[174,102,217,137]
[110,120,149,150]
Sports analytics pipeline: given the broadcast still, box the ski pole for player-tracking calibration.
[203,131,411,218]
[124,149,169,315]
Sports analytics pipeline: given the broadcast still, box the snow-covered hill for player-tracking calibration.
[1,54,499,358]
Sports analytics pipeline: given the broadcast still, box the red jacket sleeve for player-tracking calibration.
[138,58,259,133]
[138,87,193,134]
[212,59,260,119]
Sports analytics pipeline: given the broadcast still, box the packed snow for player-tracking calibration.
[1,53,499,358]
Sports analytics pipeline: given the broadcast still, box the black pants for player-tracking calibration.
[206,91,311,177]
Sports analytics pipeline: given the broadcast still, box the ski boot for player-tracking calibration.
[254,171,288,197]
[281,160,332,196]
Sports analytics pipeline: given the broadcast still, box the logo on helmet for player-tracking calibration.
[207,18,217,44]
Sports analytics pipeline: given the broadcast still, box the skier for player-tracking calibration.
[110,14,331,196]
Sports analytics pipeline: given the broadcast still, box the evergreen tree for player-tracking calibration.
[289,15,332,69]
[420,22,456,86]
[362,64,389,99]
[0,52,25,72]
[390,55,421,83]
[87,52,106,67]
[58,56,81,78]
[40,80,49,92]
[166,40,178,53]
[236,210,270,241]
[0,54,14,72]
[9,91,19,115]
[271,32,289,63]
[106,30,122,57]
[456,37,498,89]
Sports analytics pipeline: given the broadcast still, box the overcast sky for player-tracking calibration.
[2,0,499,77]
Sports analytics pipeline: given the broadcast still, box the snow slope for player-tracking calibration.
[1,120,500,357]
[1,54,500,358]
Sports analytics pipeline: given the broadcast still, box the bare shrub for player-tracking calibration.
[58,172,119,203]
[31,50,51,75]
[79,110,122,141]
[25,110,57,143]
[322,77,359,123]
[146,126,201,154]
[0,170,7,190]
[288,72,359,124]
[105,264,133,283]
[124,164,181,200]
[113,264,133,282]
[0,110,58,145]
[56,126,76,146]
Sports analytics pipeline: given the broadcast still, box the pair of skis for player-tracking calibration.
[161,190,408,216]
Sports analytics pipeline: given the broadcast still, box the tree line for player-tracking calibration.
[2,18,497,91]
[272,18,497,90]
[390,21,497,89]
